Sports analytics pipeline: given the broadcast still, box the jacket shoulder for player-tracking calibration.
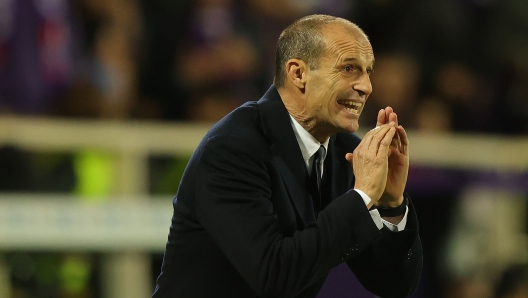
[334,132,362,150]
[195,101,268,156]
[209,102,260,135]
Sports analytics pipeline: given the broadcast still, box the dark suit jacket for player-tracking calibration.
[152,86,422,298]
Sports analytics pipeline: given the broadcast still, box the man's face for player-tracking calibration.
[304,24,374,134]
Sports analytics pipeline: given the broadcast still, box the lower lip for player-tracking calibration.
[337,103,360,116]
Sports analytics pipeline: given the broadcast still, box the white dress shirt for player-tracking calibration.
[289,115,408,232]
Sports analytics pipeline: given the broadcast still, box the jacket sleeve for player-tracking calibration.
[194,135,386,297]
[347,197,423,298]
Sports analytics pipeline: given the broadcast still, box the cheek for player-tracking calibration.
[324,91,339,110]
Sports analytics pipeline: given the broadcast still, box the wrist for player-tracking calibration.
[378,193,404,208]
[373,194,408,217]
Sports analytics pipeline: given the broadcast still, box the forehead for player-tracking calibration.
[320,23,374,64]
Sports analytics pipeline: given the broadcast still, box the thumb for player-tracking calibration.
[345,153,353,163]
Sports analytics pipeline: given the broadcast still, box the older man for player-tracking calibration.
[153,14,422,298]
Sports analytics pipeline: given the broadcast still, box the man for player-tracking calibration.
[153,14,422,298]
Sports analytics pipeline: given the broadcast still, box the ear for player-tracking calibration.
[285,59,309,90]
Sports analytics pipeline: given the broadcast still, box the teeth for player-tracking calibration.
[338,100,363,113]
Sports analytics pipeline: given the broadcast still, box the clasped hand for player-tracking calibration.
[345,107,409,209]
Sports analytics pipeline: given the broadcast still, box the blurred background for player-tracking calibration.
[0,0,527,297]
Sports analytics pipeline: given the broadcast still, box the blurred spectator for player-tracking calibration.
[360,52,420,129]
[173,0,263,122]
[487,0,528,134]
[53,0,143,120]
[53,80,103,118]
[414,96,453,133]
[432,61,495,133]
[137,0,193,120]
[0,0,73,115]
[2,1,144,297]
[487,0,528,69]
[493,60,528,135]
[185,89,240,122]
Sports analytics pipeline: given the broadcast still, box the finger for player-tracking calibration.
[362,123,385,144]
[377,126,397,157]
[367,122,394,138]
[366,122,395,152]
[397,125,409,155]
[390,132,399,150]
[385,112,400,149]
[384,106,394,121]
[392,117,401,148]
[365,121,395,135]
[345,153,353,163]
[389,111,398,126]
[376,109,385,126]
[362,123,393,152]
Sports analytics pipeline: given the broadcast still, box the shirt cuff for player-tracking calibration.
[381,207,408,232]
[354,189,383,230]
[353,188,372,206]
[353,189,408,231]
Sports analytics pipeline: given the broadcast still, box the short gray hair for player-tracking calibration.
[273,15,366,88]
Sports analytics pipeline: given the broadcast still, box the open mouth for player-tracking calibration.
[337,100,362,114]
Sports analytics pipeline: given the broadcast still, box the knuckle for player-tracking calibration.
[373,134,383,141]
[380,139,391,146]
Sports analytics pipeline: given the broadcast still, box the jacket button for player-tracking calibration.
[351,244,359,252]
[407,251,413,259]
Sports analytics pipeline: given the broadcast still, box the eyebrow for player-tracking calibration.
[342,57,375,67]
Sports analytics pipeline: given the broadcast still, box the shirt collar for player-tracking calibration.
[289,115,329,169]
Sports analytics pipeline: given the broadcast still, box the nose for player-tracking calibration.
[353,73,372,98]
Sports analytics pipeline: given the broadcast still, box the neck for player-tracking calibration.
[278,87,333,143]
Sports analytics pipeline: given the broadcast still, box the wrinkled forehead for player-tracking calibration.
[322,23,374,63]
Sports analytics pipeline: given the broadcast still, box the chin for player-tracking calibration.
[338,123,359,134]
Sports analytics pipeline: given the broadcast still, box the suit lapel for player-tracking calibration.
[257,86,317,225]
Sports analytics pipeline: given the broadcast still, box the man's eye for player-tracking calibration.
[345,65,353,72]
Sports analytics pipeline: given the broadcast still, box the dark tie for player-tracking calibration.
[309,145,325,214]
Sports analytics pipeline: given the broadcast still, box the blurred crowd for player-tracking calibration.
[0,0,528,297]
[0,0,527,132]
